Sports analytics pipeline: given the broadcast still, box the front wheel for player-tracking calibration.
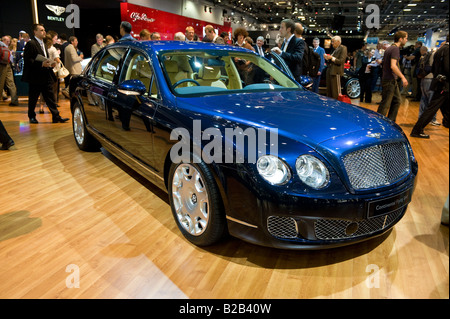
[72,103,100,152]
[168,159,227,246]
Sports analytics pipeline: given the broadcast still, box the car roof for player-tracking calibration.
[112,40,253,54]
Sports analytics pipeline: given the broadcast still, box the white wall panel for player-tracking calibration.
[128,0,225,25]
[128,0,183,15]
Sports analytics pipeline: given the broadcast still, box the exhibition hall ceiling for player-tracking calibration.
[206,0,449,37]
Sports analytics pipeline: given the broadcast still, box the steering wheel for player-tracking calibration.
[172,79,200,89]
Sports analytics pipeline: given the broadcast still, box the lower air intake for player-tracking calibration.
[267,216,298,239]
[314,209,403,240]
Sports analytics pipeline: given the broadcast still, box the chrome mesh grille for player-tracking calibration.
[267,216,298,239]
[343,142,410,190]
[314,209,403,240]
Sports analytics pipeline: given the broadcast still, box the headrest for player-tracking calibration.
[198,66,221,80]
[164,60,179,73]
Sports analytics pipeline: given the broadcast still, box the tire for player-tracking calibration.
[345,78,361,99]
[72,103,100,152]
[168,158,227,246]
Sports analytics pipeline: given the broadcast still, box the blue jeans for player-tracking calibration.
[419,78,436,122]
[371,66,381,91]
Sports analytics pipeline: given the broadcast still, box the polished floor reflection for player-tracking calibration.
[0,91,448,299]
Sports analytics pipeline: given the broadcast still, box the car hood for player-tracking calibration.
[176,90,402,147]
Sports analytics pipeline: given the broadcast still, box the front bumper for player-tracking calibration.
[222,169,416,250]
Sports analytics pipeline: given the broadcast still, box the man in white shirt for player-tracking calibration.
[185,26,195,41]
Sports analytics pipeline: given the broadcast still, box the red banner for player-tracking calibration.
[120,2,232,41]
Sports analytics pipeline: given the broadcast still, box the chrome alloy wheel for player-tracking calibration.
[346,78,361,99]
[171,164,210,236]
[73,107,85,146]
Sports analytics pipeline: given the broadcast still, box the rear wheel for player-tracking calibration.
[72,103,100,152]
[168,159,227,246]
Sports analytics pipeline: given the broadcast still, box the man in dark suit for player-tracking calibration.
[22,24,69,124]
[324,36,348,99]
[271,19,304,82]
[411,35,449,138]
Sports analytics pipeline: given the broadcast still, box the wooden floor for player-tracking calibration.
[0,91,448,299]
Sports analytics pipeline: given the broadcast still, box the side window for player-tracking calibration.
[122,51,158,98]
[94,48,126,83]
[86,52,102,77]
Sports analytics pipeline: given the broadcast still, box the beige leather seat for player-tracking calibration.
[195,66,227,89]
[164,60,188,87]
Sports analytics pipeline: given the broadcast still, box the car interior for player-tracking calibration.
[159,51,299,96]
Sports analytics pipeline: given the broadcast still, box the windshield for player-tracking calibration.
[159,50,301,97]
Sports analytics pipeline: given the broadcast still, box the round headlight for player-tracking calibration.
[257,155,291,185]
[295,155,330,189]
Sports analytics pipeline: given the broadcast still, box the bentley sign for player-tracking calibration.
[44,3,80,28]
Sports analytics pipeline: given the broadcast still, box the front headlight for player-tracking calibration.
[257,155,291,185]
[296,155,330,189]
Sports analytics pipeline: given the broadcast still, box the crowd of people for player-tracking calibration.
[108,20,450,140]
[0,19,448,150]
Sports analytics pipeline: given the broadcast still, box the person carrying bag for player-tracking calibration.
[57,62,70,79]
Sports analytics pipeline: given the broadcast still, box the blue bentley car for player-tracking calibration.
[69,41,417,249]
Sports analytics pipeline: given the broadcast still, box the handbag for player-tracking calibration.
[57,62,70,79]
